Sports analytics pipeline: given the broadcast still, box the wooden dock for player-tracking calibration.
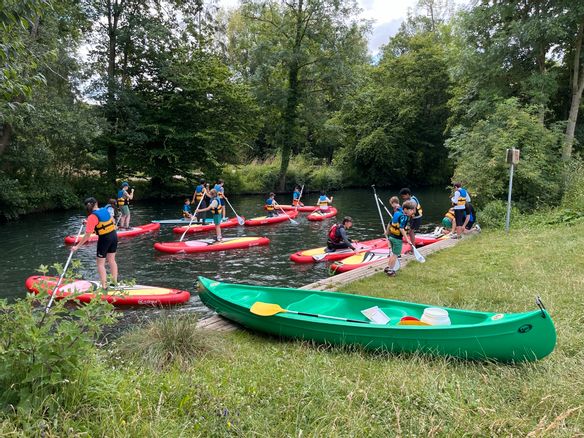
[196,233,474,331]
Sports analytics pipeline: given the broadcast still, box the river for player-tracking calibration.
[0,187,450,313]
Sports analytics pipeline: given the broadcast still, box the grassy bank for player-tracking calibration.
[2,221,583,436]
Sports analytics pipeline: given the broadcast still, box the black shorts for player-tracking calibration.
[96,231,118,258]
[465,218,475,230]
[454,209,466,226]
[411,217,422,231]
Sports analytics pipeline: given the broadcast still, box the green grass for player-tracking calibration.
[2,222,583,436]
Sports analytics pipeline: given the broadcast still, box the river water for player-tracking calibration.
[0,187,449,315]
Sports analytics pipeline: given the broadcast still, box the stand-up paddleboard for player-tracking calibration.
[172,217,240,235]
[154,236,270,254]
[25,276,190,306]
[265,205,317,213]
[290,237,388,264]
[64,222,160,244]
[307,207,338,221]
[245,209,299,226]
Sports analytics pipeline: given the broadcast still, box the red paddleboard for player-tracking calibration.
[265,205,317,213]
[64,222,160,244]
[25,276,190,306]
[154,236,270,254]
[307,207,338,221]
[172,217,240,235]
[329,243,412,274]
[244,209,299,226]
[290,237,388,264]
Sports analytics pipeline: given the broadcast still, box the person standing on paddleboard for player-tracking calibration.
[192,179,209,224]
[117,182,134,229]
[71,197,118,289]
[195,189,223,242]
[214,179,227,219]
[326,216,356,252]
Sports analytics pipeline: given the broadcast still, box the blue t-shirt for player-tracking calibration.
[183,204,192,214]
[392,211,409,230]
[293,191,300,200]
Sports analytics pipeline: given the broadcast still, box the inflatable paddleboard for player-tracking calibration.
[265,205,317,212]
[173,217,240,235]
[25,276,190,306]
[290,237,388,264]
[307,207,338,221]
[154,236,270,254]
[244,209,299,226]
[64,222,160,244]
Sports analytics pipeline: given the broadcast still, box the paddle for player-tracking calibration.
[371,185,400,271]
[274,202,298,225]
[412,245,426,263]
[295,184,305,209]
[223,197,245,226]
[250,301,369,324]
[180,196,205,242]
[312,246,357,262]
[44,222,85,314]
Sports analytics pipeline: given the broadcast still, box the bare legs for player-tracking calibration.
[96,253,118,289]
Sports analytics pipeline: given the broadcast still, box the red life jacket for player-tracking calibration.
[328,224,343,243]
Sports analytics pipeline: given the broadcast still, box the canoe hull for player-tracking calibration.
[197,277,556,362]
[64,222,160,244]
[244,210,299,226]
[26,276,190,306]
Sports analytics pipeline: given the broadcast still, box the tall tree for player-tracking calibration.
[229,0,368,189]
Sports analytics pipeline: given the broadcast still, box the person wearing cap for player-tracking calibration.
[72,198,118,289]
[117,182,134,229]
[326,216,356,252]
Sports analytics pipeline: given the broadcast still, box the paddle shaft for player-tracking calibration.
[44,222,84,314]
[285,308,368,324]
[296,184,305,208]
[275,202,298,224]
[223,197,244,225]
[180,195,205,242]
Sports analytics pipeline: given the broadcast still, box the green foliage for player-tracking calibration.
[562,159,584,210]
[446,99,563,210]
[338,23,452,186]
[116,313,226,371]
[478,200,517,229]
[0,266,117,413]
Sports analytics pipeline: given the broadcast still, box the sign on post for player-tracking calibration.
[505,148,520,232]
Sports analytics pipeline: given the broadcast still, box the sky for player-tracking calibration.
[217,0,424,54]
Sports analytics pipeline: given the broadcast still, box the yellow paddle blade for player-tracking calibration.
[250,302,286,316]
[397,320,431,326]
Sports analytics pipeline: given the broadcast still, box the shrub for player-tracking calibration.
[115,313,226,370]
[562,159,584,210]
[478,200,520,229]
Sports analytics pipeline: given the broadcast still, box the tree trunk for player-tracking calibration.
[278,0,304,191]
[563,20,584,161]
[106,0,121,183]
[0,123,12,156]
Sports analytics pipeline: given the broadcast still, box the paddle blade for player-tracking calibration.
[290,219,299,225]
[250,302,286,316]
[412,246,425,263]
[236,215,245,226]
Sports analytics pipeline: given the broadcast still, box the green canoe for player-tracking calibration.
[197,277,556,362]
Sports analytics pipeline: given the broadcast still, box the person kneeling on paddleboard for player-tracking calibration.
[384,201,416,277]
[182,198,193,219]
[317,191,333,212]
[292,185,304,207]
[195,189,223,242]
[72,197,118,289]
[265,192,279,217]
[326,217,356,252]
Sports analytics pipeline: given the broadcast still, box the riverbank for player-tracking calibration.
[2,218,582,435]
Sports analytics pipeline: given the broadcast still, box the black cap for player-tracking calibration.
[84,197,97,206]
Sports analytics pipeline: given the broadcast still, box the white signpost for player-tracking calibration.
[505,148,520,232]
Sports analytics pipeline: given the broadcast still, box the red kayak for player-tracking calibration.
[290,237,388,264]
[64,222,160,244]
[265,205,317,213]
[25,276,190,306]
[245,210,299,226]
[154,236,270,254]
[173,217,241,235]
[307,207,338,221]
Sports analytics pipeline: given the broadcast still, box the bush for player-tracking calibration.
[478,200,520,229]
[115,313,226,370]
[562,159,584,210]
[0,265,117,413]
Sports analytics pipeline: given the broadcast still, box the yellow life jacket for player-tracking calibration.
[265,199,275,211]
[117,189,128,207]
[93,208,116,236]
[389,211,408,239]
[195,185,204,201]
[210,197,222,215]
[445,209,455,221]
[317,196,329,207]
[456,188,468,207]
[411,195,423,217]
